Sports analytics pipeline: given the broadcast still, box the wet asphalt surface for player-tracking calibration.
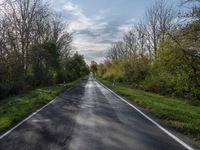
[0,76,199,150]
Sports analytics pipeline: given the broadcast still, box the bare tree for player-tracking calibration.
[0,0,73,68]
[145,0,176,58]
[123,30,137,55]
[0,0,51,70]
[107,41,126,60]
[51,17,73,58]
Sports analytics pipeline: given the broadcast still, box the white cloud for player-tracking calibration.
[63,1,107,32]
[62,1,136,63]
[73,35,110,51]
[117,18,135,33]
[72,33,110,63]
[64,1,79,12]
[63,2,90,31]
[62,1,111,63]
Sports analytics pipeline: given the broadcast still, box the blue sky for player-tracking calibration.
[51,0,181,63]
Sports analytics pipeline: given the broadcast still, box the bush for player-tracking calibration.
[143,72,176,95]
[143,41,200,101]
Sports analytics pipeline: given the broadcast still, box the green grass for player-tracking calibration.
[98,78,200,143]
[0,79,81,134]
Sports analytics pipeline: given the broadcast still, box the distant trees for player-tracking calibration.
[97,0,200,101]
[0,0,89,98]
[64,52,89,81]
[90,61,98,74]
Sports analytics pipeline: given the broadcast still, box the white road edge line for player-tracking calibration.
[0,87,73,140]
[96,80,194,150]
[0,99,55,140]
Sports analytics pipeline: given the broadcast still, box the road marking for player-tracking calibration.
[96,80,194,150]
[31,119,51,122]
[0,99,55,140]
[0,87,73,140]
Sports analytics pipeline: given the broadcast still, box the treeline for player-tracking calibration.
[0,0,89,98]
[96,0,200,101]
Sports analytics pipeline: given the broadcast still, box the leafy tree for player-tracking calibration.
[0,0,88,99]
[97,0,200,101]
[29,42,60,86]
[90,61,98,74]
[65,52,89,81]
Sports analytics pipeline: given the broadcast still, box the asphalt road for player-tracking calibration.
[0,76,198,150]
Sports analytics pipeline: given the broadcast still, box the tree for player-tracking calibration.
[90,61,98,74]
[0,0,86,99]
[97,0,199,101]
[65,52,89,81]
[145,0,176,58]
[29,42,60,86]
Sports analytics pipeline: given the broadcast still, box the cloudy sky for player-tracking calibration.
[51,0,180,63]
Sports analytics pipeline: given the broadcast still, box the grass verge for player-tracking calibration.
[0,78,82,134]
[98,78,200,143]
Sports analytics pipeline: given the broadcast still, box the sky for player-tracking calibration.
[51,0,181,63]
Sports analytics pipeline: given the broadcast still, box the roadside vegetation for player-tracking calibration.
[98,78,200,143]
[0,0,89,134]
[93,0,200,143]
[0,0,89,99]
[94,0,200,102]
[0,79,81,134]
